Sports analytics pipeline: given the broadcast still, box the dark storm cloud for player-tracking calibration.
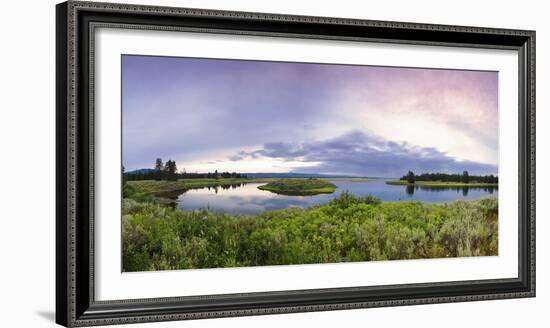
[235,131,497,177]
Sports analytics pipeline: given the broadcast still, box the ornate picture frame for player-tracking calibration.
[56,1,535,326]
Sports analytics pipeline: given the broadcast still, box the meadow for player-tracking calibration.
[126,178,267,199]
[122,182,498,272]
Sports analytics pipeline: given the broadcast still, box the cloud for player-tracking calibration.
[122,55,498,172]
[233,131,497,177]
[228,151,249,161]
[329,67,498,165]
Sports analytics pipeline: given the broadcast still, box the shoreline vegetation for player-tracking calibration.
[126,176,497,204]
[257,178,337,196]
[387,170,498,188]
[122,163,499,272]
[385,180,499,187]
[123,187,498,272]
[126,177,371,201]
[126,178,266,200]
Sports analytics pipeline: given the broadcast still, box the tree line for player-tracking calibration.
[400,171,498,184]
[124,158,247,181]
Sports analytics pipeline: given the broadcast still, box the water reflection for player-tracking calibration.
[175,180,498,215]
[404,185,497,197]
[204,183,245,194]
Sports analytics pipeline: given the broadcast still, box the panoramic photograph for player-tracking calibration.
[121,55,499,272]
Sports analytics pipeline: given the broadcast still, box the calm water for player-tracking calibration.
[175,180,498,215]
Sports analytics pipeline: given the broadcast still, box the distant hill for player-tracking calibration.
[125,169,375,179]
[125,168,155,175]
[244,172,364,179]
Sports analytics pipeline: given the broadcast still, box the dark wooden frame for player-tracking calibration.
[56,1,536,326]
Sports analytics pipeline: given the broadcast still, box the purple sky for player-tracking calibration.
[122,55,498,177]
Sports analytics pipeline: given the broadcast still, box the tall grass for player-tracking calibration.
[258,178,337,195]
[122,191,498,272]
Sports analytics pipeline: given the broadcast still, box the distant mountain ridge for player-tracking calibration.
[243,172,366,179]
[125,168,155,175]
[124,169,386,179]
[125,169,371,179]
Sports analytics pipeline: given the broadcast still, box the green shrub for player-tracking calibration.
[122,192,498,272]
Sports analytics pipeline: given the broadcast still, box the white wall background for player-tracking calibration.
[0,0,545,327]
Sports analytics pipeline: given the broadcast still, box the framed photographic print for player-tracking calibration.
[56,1,535,326]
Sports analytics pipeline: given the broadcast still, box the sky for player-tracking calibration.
[122,55,498,177]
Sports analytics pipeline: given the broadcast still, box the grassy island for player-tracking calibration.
[127,177,371,202]
[385,180,498,187]
[257,178,337,196]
